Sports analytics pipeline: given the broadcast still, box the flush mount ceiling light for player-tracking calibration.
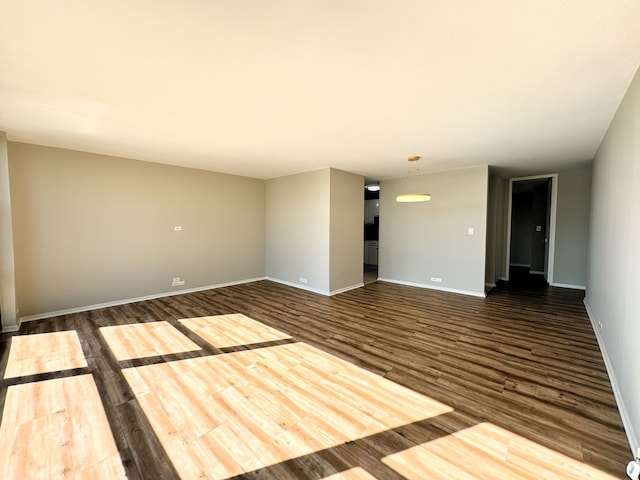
[396,155,431,202]
[366,184,380,192]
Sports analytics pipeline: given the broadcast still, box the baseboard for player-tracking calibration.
[265,277,330,296]
[18,276,365,324]
[265,277,366,297]
[1,324,19,333]
[330,283,364,296]
[378,278,486,298]
[19,277,267,323]
[509,263,531,268]
[583,298,638,456]
[550,282,586,290]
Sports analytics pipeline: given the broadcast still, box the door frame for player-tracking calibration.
[504,174,558,283]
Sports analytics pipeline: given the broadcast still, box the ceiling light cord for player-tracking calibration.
[396,155,431,203]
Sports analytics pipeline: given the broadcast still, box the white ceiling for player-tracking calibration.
[1,1,639,181]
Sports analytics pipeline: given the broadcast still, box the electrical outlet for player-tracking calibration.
[172,277,185,286]
[430,277,442,283]
[299,277,308,284]
[174,226,182,231]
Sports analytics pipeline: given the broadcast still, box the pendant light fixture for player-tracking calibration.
[396,155,431,202]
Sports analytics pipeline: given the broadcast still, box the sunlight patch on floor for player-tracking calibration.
[4,330,87,379]
[100,320,201,360]
[123,341,452,479]
[179,313,292,348]
[0,375,126,480]
[382,422,619,480]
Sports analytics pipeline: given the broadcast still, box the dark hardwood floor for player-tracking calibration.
[0,280,629,479]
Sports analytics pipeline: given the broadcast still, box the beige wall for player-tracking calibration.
[266,168,364,295]
[0,132,18,331]
[379,165,489,296]
[494,170,591,286]
[265,169,331,293]
[329,169,364,293]
[586,64,640,454]
[9,142,266,318]
[553,168,591,287]
[485,174,506,287]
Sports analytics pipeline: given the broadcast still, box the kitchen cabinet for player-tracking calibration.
[364,199,379,224]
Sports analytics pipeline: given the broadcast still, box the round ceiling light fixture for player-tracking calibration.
[396,155,431,202]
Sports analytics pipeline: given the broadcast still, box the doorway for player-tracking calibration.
[505,174,557,285]
[364,185,379,284]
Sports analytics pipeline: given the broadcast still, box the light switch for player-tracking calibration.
[467,227,474,236]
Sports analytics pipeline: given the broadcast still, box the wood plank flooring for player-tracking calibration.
[179,313,292,348]
[0,375,126,479]
[0,280,630,479]
[99,321,202,361]
[3,330,87,379]
[122,341,451,479]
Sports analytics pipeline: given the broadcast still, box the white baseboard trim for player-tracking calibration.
[330,283,364,296]
[1,324,19,333]
[583,298,638,456]
[19,277,267,323]
[265,277,330,296]
[550,282,586,290]
[265,277,365,297]
[378,278,486,298]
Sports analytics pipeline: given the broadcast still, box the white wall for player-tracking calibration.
[585,64,640,455]
[379,165,489,296]
[9,142,266,318]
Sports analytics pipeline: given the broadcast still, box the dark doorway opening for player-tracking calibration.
[364,186,379,284]
[508,177,552,288]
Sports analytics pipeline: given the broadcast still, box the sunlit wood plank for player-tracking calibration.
[179,313,291,348]
[123,342,452,479]
[0,375,126,480]
[100,320,201,360]
[382,422,620,480]
[4,331,87,378]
